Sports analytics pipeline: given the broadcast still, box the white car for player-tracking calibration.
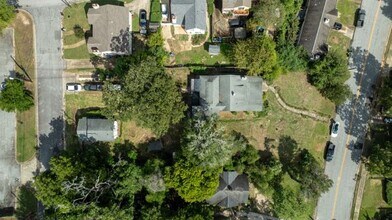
[161,4,168,20]
[66,83,82,91]
[331,122,340,138]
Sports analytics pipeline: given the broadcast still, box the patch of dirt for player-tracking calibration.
[120,121,155,145]
[18,12,31,26]
[166,67,190,87]
[212,8,230,37]
[370,179,382,186]
[125,0,150,16]
[249,183,273,214]
[161,25,192,54]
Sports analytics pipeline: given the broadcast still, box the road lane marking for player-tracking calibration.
[330,1,382,219]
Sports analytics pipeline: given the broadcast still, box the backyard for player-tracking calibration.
[12,11,37,163]
[174,44,232,66]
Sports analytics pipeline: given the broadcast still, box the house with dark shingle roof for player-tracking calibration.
[190,74,263,115]
[87,4,132,57]
[77,117,119,142]
[171,0,207,35]
[207,171,249,207]
[222,0,252,16]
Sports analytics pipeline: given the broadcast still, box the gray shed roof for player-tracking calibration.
[77,117,116,142]
[222,0,252,9]
[207,171,249,208]
[208,44,220,55]
[87,5,131,54]
[192,74,263,115]
[171,0,207,31]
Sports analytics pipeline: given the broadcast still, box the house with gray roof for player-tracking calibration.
[207,171,249,208]
[87,4,132,57]
[171,0,207,35]
[190,74,263,115]
[222,0,252,16]
[77,117,119,142]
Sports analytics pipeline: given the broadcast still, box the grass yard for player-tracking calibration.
[219,91,330,164]
[337,0,360,28]
[64,44,91,59]
[359,178,392,220]
[11,12,37,163]
[132,13,139,32]
[274,72,335,117]
[328,31,351,52]
[64,34,84,45]
[63,3,90,31]
[150,0,162,23]
[175,45,231,65]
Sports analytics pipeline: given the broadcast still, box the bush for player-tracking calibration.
[191,34,206,45]
[207,0,214,15]
[387,180,392,205]
[73,25,84,39]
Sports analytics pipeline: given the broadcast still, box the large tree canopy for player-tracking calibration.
[366,141,392,177]
[164,159,220,203]
[181,114,246,168]
[0,0,15,32]
[0,79,34,112]
[308,48,351,105]
[233,36,281,80]
[102,57,186,137]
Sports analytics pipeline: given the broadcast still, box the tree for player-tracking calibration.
[141,159,167,204]
[164,159,220,202]
[233,36,281,80]
[73,24,84,38]
[0,80,34,112]
[386,180,392,205]
[102,57,186,137]
[366,141,392,177]
[0,0,15,32]
[308,48,351,104]
[225,142,260,173]
[379,76,392,116]
[277,44,308,72]
[181,114,246,168]
[272,188,310,219]
[248,0,285,30]
[247,157,283,191]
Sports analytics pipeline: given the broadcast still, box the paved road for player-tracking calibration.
[19,0,67,171]
[0,29,20,209]
[316,0,392,219]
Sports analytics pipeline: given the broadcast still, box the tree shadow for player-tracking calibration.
[381,0,392,21]
[15,181,37,220]
[110,28,132,55]
[38,116,64,171]
[277,136,299,172]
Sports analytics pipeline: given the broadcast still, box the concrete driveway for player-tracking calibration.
[316,0,392,219]
[0,29,20,209]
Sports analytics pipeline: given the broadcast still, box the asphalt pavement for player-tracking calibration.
[316,0,392,219]
[0,29,20,210]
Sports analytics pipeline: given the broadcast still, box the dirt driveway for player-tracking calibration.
[126,0,150,16]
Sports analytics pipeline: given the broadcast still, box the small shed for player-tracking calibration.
[234,27,247,39]
[208,44,221,56]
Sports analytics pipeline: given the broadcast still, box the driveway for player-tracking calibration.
[316,0,392,219]
[0,29,20,209]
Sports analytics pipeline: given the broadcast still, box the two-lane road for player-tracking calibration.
[316,0,392,219]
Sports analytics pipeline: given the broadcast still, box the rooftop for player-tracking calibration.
[77,117,118,142]
[171,0,207,31]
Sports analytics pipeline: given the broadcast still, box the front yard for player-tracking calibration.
[337,0,361,28]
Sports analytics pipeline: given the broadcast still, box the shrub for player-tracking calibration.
[387,180,392,205]
[191,34,206,45]
[73,25,84,39]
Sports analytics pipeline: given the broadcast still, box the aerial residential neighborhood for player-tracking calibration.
[0,0,391,219]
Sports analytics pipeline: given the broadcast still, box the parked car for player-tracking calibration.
[66,83,82,91]
[84,83,103,91]
[161,4,168,21]
[333,22,342,30]
[139,9,147,34]
[325,142,336,161]
[331,121,340,138]
[356,9,365,27]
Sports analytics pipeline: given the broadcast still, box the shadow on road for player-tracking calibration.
[381,0,392,21]
[38,116,64,171]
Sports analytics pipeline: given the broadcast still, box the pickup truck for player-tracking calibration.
[356,9,366,27]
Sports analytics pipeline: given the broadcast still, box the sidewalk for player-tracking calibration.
[352,164,368,220]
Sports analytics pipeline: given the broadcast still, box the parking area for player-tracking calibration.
[126,0,151,19]
[0,28,20,210]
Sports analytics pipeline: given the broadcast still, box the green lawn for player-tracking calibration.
[64,44,91,59]
[12,12,37,163]
[132,13,139,32]
[219,91,329,163]
[64,34,84,46]
[63,3,90,31]
[337,0,360,28]
[359,178,392,220]
[274,72,335,118]
[150,0,162,23]
[175,45,232,65]
[328,31,351,52]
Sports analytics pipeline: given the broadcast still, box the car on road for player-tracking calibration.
[331,121,340,137]
[139,9,147,35]
[84,83,103,91]
[356,9,366,27]
[66,83,82,91]
[325,142,336,161]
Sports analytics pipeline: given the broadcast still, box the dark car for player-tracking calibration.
[326,142,336,161]
[139,9,147,34]
[84,83,103,91]
[356,9,366,27]
[333,22,342,30]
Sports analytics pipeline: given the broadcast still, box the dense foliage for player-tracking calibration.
[248,0,285,29]
[379,75,392,116]
[0,0,15,32]
[272,187,311,219]
[387,180,392,205]
[308,48,351,104]
[73,24,84,38]
[102,57,186,136]
[233,36,281,80]
[0,79,34,112]
[366,141,392,177]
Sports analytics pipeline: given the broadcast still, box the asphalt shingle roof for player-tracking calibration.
[222,0,252,9]
[171,0,207,31]
[77,117,116,142]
